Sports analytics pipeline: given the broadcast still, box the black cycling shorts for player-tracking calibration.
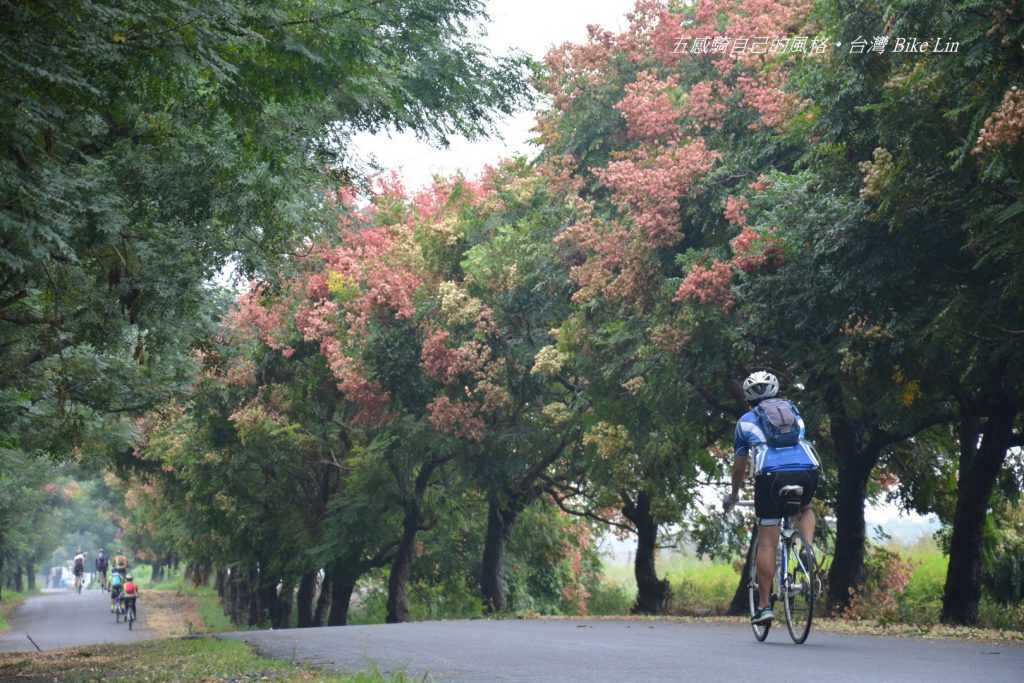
[754,469,819,525]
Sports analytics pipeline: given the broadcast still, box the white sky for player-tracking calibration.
[350,0,637,191]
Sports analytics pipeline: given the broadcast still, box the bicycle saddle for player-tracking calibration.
[779,484,804,498]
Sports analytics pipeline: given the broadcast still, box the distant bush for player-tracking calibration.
[842,544,917,623]
[982,502,1024,605]
[587,580,633,615]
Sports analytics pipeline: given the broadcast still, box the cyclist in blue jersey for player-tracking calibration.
[110,568,125,613]
[723,370,820,626]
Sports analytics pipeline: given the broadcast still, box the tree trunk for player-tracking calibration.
[215,568,227,599]
[387,507,419,624]
[942,397,1017,625]
[386,461,437,624]
[229,568,244,625]
[13,564,23,593]
[271,581,292,629]
[247,566,263,626]
[328,566,358,626]
[313,567,332,627]
[151,561,163,583]
[26,562,35,591]
[827,439,876,614]
[624,491,670,614]
[480,491,522,613]
[822,382,883,615]
[296,572,316,628]
[728,527,758,615]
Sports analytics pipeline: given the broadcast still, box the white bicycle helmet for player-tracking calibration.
[742,370,779,402]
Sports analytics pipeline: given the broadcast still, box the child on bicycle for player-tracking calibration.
[121,574,139,620]
[723,371,820,625]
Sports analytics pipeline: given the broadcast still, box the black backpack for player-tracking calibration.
[753,398,801,447]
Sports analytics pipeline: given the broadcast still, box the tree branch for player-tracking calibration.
[547,491,635,534]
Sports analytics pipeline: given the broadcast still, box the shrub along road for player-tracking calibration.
[222,618,1024,683]
[0,588,152,652]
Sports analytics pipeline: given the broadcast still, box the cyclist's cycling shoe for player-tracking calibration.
[751,607,774,624]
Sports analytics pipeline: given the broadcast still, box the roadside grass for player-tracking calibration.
[127,566,240,634]
[0,590,33,633]
[0,637,414,682]
[593,555,737,616]
[595,541,1024,632]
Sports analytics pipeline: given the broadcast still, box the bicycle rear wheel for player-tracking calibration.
[128,607,135,630]
[783,529,815,644]
[747,538,771,642]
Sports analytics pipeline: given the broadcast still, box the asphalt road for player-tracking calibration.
[0,588,153,653]
[223,618,1024,683]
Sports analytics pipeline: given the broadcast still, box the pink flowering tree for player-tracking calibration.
[534,0,815,613]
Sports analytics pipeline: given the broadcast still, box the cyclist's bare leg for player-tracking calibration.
[796,506,816,546]
[756,524,780,608]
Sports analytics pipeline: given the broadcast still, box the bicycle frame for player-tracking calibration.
[737,499,816,644]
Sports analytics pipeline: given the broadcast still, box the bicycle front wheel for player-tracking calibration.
[747,537,771,642]
[783,529,815,644]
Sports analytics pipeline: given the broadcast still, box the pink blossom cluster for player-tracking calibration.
[730,226,782,273]
[682,81,730,130]
[615,71,682,141]
[420,329,491,384]
[319,337,392,426]
[724,195,750,226]
[226,285,289,350]
[427,396,486,442]
[673,259,736,310]
[596,139,720,248]
[673,225,781,310]
[735,72,799,130]
[558,217,659,305]
[973,86,1024,155]
[294,299,340,342]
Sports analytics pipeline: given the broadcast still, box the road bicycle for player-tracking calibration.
[114,594,125,623]
[124,597,137,630]
[737,484,818,644]
[73,573,83,594]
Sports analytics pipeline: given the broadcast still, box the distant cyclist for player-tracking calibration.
[723,370,820,626]
[95,549,109,589]
[112,552,129,580]
[110,568,125,612]
[121,574,139,620]
[72,550,86,592]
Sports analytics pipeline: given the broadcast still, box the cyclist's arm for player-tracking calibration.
[732,422,750,499]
